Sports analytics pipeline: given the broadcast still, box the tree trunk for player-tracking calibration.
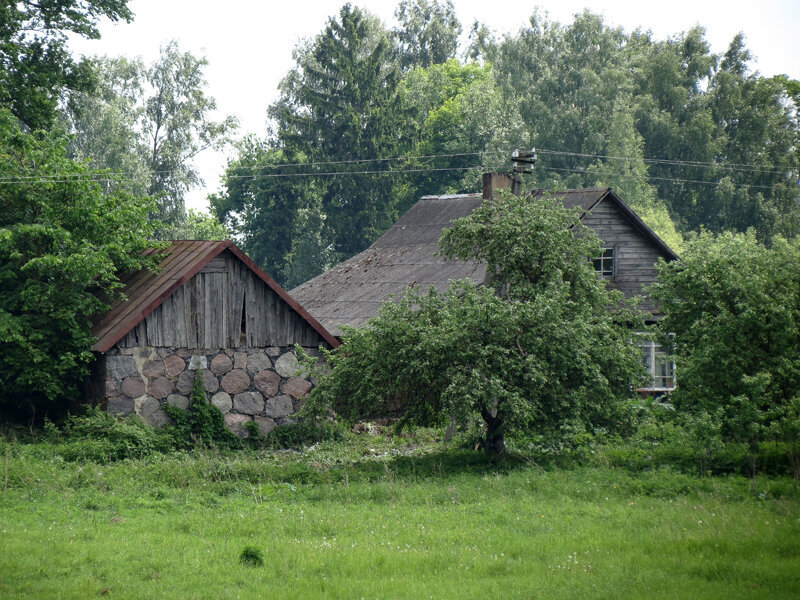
[481,407,506,456]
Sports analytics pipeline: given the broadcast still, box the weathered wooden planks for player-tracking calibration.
[118,250,324,349]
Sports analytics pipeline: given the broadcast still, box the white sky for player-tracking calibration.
[67,0,799,212]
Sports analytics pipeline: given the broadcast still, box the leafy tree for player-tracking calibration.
[163,209,229,241]
[305,192,645,454]
[270,4,407,259]
[651,230,800,455]
[483,13,799,241]
[62,56,149,196]
[0,0,132,130]
[393,0,461,70]
[398,59,523,197]
[210,138,334,287]
[143,41,237,230]
[64,43,237,235]
[0,108,158,419]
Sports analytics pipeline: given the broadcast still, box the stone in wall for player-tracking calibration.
[149,376,172,400]
[106,355,138,380]
[233,391,264,414]
[173,371,192,395]
[281,376,311,399]
[211,392,232,413]
[264,395,294,419]
[167,394,189,410]
[142,359,165,379]
[121,376,145,398]
[253,370,280,396]
[164,355,185,377]
[200,369,219,393]
[254,416,275,436]
[224,413,251,438]
[220,369,250,395]
[246,352,271,375]
[210,354,232,375]
[107,396,134,416]
[105,379,121,398]
[188,355,207,370]
[274,352,298,378]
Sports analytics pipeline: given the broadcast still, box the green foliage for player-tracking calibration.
[652,231,800,454]
[0,108,159,418]
[479,12,800,240]
[162,209,229,241]
[238,546,264,567]
[0,0,132,130]
[270,4,406,260]
[211,141,335,288]
[164,372,237,448]
[393,0,461,70]
[398,59,522,197]
[263,421,346,450]
[306,194,645,454]
[63,43,238,235]
[45,406,166,463]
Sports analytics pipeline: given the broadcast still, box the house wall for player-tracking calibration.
[120,251,325,349]
[93,345,320,437]
[581,198,666,314]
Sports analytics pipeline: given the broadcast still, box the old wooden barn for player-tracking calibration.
[87,240,338,435]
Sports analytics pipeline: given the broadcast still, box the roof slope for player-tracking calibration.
[291,188,678,337]
[92,240,338,352]
[291,194,486,336]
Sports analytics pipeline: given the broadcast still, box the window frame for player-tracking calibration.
[637,335,676,392]
[593,247,615,278]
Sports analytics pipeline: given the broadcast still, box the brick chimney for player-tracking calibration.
[482,173,513,200]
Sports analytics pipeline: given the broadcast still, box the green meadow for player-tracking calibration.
[2,432,799,599]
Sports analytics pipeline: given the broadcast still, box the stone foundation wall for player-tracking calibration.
[95,345,318,437]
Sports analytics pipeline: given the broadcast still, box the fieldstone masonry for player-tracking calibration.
[97,345,319,437]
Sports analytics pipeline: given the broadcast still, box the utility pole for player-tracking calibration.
[510,149,537,195]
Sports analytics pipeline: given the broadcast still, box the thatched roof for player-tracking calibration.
[291,188,677,337]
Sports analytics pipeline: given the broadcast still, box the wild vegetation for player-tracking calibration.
[1,3,798,594]
[2,417,799,599]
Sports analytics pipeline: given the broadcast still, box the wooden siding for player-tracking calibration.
[120,251,324,348]
[581,198,664,313]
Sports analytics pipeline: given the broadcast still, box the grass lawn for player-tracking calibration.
[1,433,799,599]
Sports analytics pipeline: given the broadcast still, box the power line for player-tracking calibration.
[0,148,794,189]
[538,165,776,190]
[535,148,790,175]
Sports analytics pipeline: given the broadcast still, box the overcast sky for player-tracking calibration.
[67,0,800,212]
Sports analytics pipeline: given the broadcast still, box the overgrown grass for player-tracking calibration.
[1,428,798,599]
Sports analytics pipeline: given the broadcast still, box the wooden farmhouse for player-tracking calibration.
[87,240,339,436]
[291,174,679,392]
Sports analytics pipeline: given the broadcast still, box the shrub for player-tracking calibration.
[49,406,166,463]
[263,421,346,449]
[164,371,238,449]
[238,546,264,567]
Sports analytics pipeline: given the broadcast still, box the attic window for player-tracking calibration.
[593,248,615,277]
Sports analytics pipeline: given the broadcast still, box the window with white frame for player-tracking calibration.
[593,247,614,277]
[638,338,675,390]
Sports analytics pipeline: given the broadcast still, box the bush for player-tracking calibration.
[263,421,346,450]
[48,407,167,463]
[164,372,238,449]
